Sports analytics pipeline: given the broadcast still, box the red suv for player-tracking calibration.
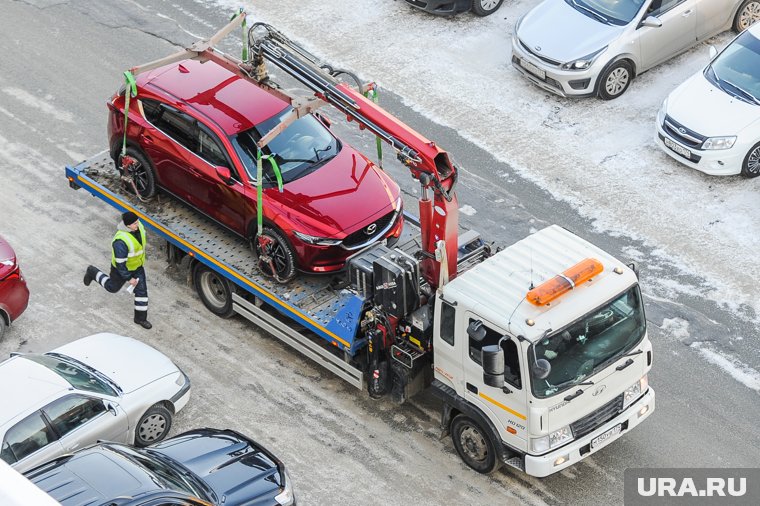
[108,59,403,281]
[0,235,29,340]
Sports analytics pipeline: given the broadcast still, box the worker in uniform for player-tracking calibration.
[83,211,151,329]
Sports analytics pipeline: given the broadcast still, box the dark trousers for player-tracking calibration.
[87,265,149,321]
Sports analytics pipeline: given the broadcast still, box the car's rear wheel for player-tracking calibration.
[734,0,760,32]
[193,262,235,318]
[120,148,157,199]
[255,227,297,283]
[598,60,633,100]
[740,142,760,178]
[135,403,172,447]
[471,0,504,16]
[451,415,502,474]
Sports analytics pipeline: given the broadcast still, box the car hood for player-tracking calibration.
[51,333,179,394]
[152,429,283,504]
[666,71,760,137]
[518,0,624,62]
[267,145,399,237]
[0,235,18,279]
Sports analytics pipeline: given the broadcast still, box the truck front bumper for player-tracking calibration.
[523,388,655,477]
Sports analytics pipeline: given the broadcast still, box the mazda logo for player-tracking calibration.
[678,127,687,134]
[365,223,377,235]
[592,385,607,397]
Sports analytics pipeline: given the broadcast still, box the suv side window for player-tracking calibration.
[647,0,683,16]
[468,319,521,389]
[142,99,197,152]
[43,395,106,437]
[197,125,233,173]
[1,413,55,463]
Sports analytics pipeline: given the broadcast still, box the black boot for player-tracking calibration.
[83,266,97,286]
[135,319,152,330]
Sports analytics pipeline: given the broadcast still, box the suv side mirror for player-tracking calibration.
[641,16,663,28]
[315,112,332,129]
[215,166,233,185]
[481,345,505,387]
[708,45,717,59]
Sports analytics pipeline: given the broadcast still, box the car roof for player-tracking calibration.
[0,356,71,430]
[140,58,290,135]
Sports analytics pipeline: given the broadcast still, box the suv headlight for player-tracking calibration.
[623,375,648,410]
[275,469,295,506]
[293,231,342,246]
[702,136,737,150]
[561,47,607,70]
[531,425,573,453]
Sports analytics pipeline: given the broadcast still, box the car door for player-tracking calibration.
[1,412,63,472]
[696,0,735,39]
[42,394,129,453]
[638,0,697,70]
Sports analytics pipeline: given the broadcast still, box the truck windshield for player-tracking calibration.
[530,285,645,398]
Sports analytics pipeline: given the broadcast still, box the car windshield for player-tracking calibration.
[231,107,339,185]
[530,285,646,398]
[706,30,760,105]
[23,354,118,397]
[564,0,645,26]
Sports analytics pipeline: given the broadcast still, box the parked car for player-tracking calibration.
[0,235,29,341]
[656,21,760,176]
[511,0,760,100]
[25,428,296,506]
[404,0,504,16]
[0,333,191,473]
[108,58,403,282]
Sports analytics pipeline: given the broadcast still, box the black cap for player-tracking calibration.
[122,211,139,226]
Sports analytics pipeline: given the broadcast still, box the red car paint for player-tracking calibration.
[0,235,29,329]
[108,59,403,273]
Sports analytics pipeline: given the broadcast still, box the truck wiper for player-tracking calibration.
[563,382,595,402]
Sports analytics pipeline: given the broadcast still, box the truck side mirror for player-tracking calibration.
[215,166,233,185]
[531,358,552,380]
[481,344,505,387]
[628,262,639,278]
[467,320,487,342]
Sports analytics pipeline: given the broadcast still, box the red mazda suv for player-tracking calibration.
[108,58,403,281]
[0,235,29,340]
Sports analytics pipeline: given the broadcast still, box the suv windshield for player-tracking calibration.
[706,30,760,105]
[564,0,645,25]
[231,107,339,185]
[23,354,118,397]
[531,285,646,398]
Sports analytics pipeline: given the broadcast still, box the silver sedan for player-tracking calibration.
[511,0,760,99]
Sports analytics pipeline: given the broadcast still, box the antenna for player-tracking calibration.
[529,247,534,290]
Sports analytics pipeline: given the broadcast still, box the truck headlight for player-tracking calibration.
[293,231,342,246]
[623,375,648,410]
[531,425,573,453]
[275,469,295,505]
[702,136,737,150]
[560,47,607,71]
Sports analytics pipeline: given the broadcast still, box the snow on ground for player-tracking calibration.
[203,0,760,322]
[692,343,760,392]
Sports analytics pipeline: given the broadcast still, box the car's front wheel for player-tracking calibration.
[135,403,172,447]
[471,0,504,16]
[734,0,760,32]
[598,60,633,100]
[741,142,760,178]
[255,227,297,283]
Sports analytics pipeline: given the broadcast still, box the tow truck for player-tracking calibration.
[65,12,654,477]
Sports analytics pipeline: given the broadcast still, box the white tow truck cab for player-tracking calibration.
[432,225,654,476]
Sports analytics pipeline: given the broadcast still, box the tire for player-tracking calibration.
[734,0,760,32]
[255,227,297,283]
[450,415,502,474]
[597,60,634,100]
[471,0,504,16]
[0,317,6,342]
[134,403,172,447]
[740,142,760,178]
[193,263,235,317]
[120,147,157,199]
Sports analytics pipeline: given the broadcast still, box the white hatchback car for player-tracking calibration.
[656,21,760,176]
[0,333,190,472]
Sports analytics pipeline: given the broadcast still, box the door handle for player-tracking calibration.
[142,134,154,145]
[682,9,692,16]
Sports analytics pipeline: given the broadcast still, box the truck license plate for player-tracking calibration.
[590,424,622,450]
[663,137,691,160]
[519,58,546,80]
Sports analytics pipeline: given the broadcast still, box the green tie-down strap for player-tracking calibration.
[364,87,383,169]
[231,8,248,61]
[121,71,138,157]
[255,149,283,236]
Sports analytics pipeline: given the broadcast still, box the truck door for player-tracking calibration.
[432,296,462,390]
[463,315,529,447]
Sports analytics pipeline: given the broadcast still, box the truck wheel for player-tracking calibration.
[471,0,504,16]
[134,403,172,447]
[193,263,235,318]
[451,415,502,474]
[121,148,157,199]
[255,227,296,283]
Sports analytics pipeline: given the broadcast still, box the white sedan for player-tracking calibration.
[656,21,760,176]
[0,333,191,472]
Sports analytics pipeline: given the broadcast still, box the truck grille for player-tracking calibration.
[571,394,623,439]
[342,210,397,250]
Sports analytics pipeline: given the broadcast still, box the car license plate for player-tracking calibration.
[663,136,691,160]
[590,424,622,450]
[519,58,546,80]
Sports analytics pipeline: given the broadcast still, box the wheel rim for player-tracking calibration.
[128,159,149,194]
[459,425,489,463]
[479,0,500,10]
[605,67,629,96]
[738,2,760,31]
[257,237,291,277]
[200,271,227,309]
[748,146,760,175]
[138,413,167,443]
